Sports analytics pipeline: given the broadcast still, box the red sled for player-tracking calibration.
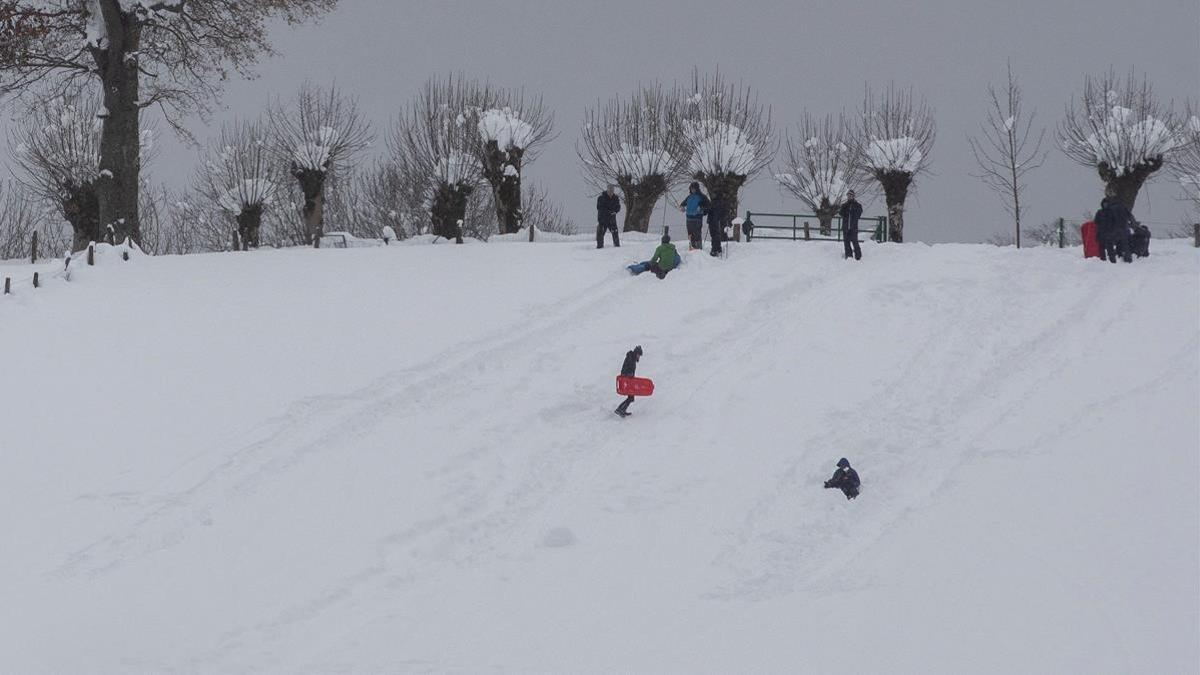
[616,376,655,397]
[1081,221,1100,258]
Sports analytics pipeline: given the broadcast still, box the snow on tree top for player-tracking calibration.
[219,179,278,214]
[292,126,339,171]
[1079,106,1180,176]
[683,119,761,176]
[864,136,923,174]
[477,108,535,151]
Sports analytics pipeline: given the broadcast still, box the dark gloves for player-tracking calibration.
[823,481,833,489]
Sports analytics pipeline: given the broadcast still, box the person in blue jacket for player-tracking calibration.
[679,182,711,251]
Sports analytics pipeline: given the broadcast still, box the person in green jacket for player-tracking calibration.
[627,235,679,279]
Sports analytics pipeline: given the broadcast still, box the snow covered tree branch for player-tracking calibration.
[577,83,686,233]
[269,82,373,246]
[967,63,1046,248]
[1058,70,1188,211]
[195,118,281,249]
[856,83,935,243]
[0,0,337,247]
[673,68,775,223]
[775,112,863,236]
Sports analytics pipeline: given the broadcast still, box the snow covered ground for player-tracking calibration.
[1,235,1197,673]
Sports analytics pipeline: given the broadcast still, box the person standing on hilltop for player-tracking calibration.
[596,184,622,249]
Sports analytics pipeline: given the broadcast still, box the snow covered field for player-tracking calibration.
[1,236,1197,673]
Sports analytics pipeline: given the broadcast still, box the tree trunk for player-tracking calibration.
[481,141,524,235]
[293,168,326,246]
[93,2,143,246]
[816,204,839,238]
[236,205,263,250]
[62,184,101,252]
[875,170,913,243]
[699,171,747,226]
[431,181,472,239]
[618,174,667,233]
[1099,157,1162,212]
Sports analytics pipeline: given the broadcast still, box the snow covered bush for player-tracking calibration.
[270,83,373,247]
[577,83,686,232]
[856,84,936,243]
[196,119,283,250]
[1058,70,1190,211]
[672,70,774,226]
[775,113,862,236]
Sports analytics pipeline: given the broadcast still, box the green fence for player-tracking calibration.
[742,211,887,243]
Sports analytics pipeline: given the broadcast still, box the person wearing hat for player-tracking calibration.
[615,345,643,417]
[839,190,863,260]
[679,181,711,251]
[823,457,861,500]
[596,184,622,249]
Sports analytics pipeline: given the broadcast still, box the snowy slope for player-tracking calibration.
[1,236,1197,673]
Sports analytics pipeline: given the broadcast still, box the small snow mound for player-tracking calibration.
[542,527,577,548]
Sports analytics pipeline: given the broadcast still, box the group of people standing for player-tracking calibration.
[597,182,732,258]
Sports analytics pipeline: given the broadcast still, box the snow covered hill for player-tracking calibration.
[2,236,1197,673]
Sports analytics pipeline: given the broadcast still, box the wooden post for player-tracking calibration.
[33,272,39,288]
[1194,223,1199,248]
[803,221,811,241]
[87,244,95,266]
[30,230,38,264]
[456,219,464,245]
[1057,217,1065,248]
[3,277,10,295]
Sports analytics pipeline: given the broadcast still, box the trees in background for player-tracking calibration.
[196,119,282,249]
[775,112,863,236]
[270,83,372,246]
[577,83,685,233]
[1058,70,1189,211]
[968,64,1046,248]
[1170,102,1200,215]
[856,84,936,243]
[674,69,774,224]
[472,84,555,237]
[0,0,338,246]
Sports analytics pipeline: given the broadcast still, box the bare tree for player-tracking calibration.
[196,118,281,249]
[775,112,863,236]
[471,82,555,237]
[522,181,577,235]
[391,76,483,240]
[674,69,775,223]
[856,84,936,243]
[967,64,1047,248]
[270,82,373,246]
[0,0,338,246]
[1172,102,1200,214]
[577,83,686,232]
[7,90,103,251]
[1058,70,1189,211]
[358,159,425,239]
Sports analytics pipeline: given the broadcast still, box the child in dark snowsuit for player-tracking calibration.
[615,345,642,417]
[824,457,860,500]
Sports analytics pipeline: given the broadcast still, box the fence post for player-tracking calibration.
[3,277,10,295]
[803,221,811,240]
[87,244,95,266]
[455,219,464,245]
[792,215,797,241]
[1194,223,1199,248]
[1057,217,1065,248]
[30,230,38,264]
[33,272,39,288]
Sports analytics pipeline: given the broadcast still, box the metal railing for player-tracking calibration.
[743,211,887,243]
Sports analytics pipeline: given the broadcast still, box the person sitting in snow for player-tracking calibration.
[615,345,642,417]
[628,235,679,279]
[824,457,860,500]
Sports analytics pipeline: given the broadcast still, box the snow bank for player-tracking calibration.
[1,238,1196,672]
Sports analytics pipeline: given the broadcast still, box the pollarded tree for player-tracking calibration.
[857,84,936,243]
[775,112,863,237]
[1058,70,1189,211]
[196,119,281,249]
[1170,103,1200,214]
[577,83,686,233]
[967,63,1046,248]
[471,84,555,237]
[0,0,338,246]
[270,83,373,246]
[8,90,103,251]
[391,76,483,240]
[673,69,775,224]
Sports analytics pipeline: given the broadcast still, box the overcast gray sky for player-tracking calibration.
[47,0,1200,242]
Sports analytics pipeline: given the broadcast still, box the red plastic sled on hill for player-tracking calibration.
[616,376,655,397]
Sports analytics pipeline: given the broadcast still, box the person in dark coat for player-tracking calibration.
[707,193,728,256]
[1094,196,1134,263]
[1130,223,1151,258]
[615,345,642,417]
[824,457,860,500]
[839,191,863,260]
[596,184,622,249]
[679,182,711,251]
